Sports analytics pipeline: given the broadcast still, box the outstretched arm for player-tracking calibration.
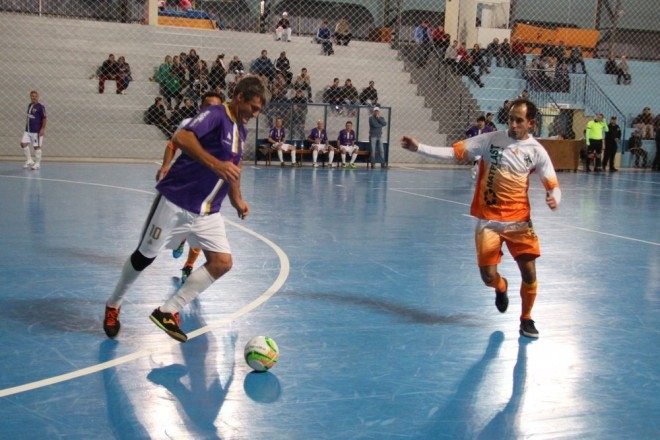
[401,135,457,161]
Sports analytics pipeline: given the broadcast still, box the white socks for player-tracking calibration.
[106,258,142,308]
[161,265,215,313]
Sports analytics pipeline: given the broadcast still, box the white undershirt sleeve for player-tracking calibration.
[416,143,456,162]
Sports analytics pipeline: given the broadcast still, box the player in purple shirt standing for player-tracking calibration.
[103,77,268,342]
[21,91,47,170]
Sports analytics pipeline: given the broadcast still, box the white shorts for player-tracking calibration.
[272,143,295,151]
[311,143,331,153]
[340,145,358,154]
[136,195,231,258]
[22,132,44,148]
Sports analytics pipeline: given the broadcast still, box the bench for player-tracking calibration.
[255,140,381,167]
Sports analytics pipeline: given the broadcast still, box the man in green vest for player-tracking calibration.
[585,113,608,172]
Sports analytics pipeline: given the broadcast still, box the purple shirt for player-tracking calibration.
[309,127,328,144]
[338,129,356,146]
[269,126,286,142]
[465,125,493,138]
[156,104,245,215]
[26,103,46,133]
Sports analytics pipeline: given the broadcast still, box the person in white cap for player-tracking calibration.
[369,107,387,168]
[275,12,292,42]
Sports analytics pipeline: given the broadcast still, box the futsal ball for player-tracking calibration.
[244,336,279,372]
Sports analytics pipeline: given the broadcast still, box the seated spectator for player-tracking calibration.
[334,17,352,46]
[322,78,343,111]
[144,97,173,139]
[209,54,227,91]
[293,67,312,100]
[431,24,450,56]
[511,38,526,68]
[341,78,359,114]
[275,51,293,85]
[485,113,497,130]
[497,100,511,124]
[633,107,654,139]
[227,72,243,99]
[486,38,501,67]
[227,55,245,75]
[444,40,459,72]
[180,0,192,11]
[117,56,132,94]
[171,54,188,94]
[307,120,335,167]
[525,58,541,89]
[568,46,586,73]
[169,97,197,128]
[189,59,209,103]
[553,40,567,65]
[540,39,554,60]
[314,21,334,55]
[604,55,619,75]
[98,53,123,94]
[268,117,296,166]
[617,55,631,85]
[456,42,468,62]
[466,115,494,138]
[337,121,359,168]
[275,12,292,42]
[457,55,484,88]
[627,130,648,168]
[250,49,276,83]
[359,80,379,106]
[470,43,489,75]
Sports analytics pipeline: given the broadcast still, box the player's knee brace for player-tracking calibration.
[130,250,155,271]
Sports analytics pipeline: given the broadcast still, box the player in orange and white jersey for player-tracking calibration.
[401,98,561,338]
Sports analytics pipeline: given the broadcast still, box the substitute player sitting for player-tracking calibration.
[401,98,561,338]
[307,119,335,168]
[267,117,296,167]
[337,120,359,168]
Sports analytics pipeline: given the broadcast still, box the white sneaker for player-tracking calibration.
[31,162,41,170]
[313,163,319,168]
[23,160,35,169]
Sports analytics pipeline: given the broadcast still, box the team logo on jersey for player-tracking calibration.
[484,188,497,206]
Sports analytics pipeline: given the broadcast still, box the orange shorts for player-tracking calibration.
[475,219,540,267]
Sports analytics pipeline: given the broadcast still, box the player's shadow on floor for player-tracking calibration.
[284,291,484,327]
[421,331,532,438]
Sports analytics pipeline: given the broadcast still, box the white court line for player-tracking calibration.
[0,176,290,398]
[391,188,660,246]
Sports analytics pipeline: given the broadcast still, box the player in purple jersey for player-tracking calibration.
[103,77,268,342]
[21,91,47,170]
[337,121,359,168]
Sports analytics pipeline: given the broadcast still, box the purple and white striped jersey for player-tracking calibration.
[338,129,355,146]
[156,103,245,215]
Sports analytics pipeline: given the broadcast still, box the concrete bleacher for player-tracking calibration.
[0,12,445,164]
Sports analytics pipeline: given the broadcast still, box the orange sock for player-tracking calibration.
[185,248,202,268]
[486,273,507,293]
[520,280,538,320]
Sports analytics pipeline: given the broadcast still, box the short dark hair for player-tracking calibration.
[201,91,224,105]
[233,76,269,106]
[477,116,486,122]
[510,98,538,121]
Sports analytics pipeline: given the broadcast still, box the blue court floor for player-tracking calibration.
[0,161,659,439]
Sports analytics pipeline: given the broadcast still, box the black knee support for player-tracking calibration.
[130,250,155,271]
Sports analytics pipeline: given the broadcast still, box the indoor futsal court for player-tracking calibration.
[1,160,658,439]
